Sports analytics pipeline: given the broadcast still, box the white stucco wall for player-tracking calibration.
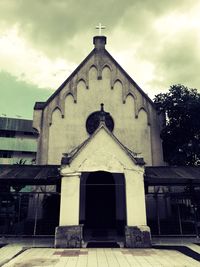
[34,45,164,166]
[48,66,152,165]
[59,126,147,228]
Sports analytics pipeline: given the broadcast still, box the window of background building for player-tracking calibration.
[0,130,15,138]
[0,150,13,158]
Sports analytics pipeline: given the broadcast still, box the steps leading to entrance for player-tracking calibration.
[86,241,121,248]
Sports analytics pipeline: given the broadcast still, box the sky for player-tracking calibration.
[0,0,200,119]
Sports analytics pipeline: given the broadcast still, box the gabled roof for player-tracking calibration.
[35,36,154,110]
[61,122,145,166]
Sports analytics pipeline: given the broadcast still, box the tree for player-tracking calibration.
[154,84,200,166]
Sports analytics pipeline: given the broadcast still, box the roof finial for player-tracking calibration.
[96,23,106,36]
[100,103,106,122]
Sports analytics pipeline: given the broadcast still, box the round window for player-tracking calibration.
[86,104,114,135]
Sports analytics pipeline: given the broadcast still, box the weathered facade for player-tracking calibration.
[32,36,165,248]
[33,36,163,167]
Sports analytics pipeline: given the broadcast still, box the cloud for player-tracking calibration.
[0,26,76,89]
[0,0,134,59]
[0,0,192,58]
[108,1,200,97]
[0,71,52,118]
[0,0,200,101]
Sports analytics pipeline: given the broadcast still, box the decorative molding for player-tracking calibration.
[49,106,63,126]
[137,106,151,126]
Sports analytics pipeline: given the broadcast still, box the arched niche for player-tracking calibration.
[64,93,75,117]
[102,66,111,80]
[77,79,87,90]
[113,80,123,90]
[125,95,135,117]
[50,107,62,126]
[89,65,98,80]
[77,79,87,95]
[138,108,148,125]
[113,80,123,103]
[77,79,88,107]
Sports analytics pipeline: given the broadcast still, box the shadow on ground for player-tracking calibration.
[153,245,200,262]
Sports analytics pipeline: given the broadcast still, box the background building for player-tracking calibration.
[0,117,37,164]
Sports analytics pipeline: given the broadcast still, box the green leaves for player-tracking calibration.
[154,84,200,166]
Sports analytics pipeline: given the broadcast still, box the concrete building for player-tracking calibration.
[0,117,37,164]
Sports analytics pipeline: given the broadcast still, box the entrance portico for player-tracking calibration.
[55,123,151,248]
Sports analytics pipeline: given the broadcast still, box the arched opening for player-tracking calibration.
[80,171,126,242]
[85,171,116,229]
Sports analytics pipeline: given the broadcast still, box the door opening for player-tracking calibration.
[85,171,116,229]
[80,171,126,241]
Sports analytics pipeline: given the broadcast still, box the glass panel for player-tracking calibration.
[146,186,199,236]
[0,191,60,236]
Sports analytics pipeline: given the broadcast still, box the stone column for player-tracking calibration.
[55,172,83,248]
[124,169,151,248]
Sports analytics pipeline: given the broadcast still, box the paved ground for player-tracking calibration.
[0,238,200,267]
[1,247,200,267]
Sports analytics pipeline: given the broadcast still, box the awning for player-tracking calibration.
[0,164,60,184]
[144,166,200,185]
[1,164,200,186]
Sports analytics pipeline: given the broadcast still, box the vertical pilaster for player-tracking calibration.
[55,172,83,248]
[59,173,81,226]
[124,169,151,247]
[125,169,146,226]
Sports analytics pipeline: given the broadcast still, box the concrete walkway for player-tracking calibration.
[0,244,23,267]
[0,238,200,267]
[1,247,200,267]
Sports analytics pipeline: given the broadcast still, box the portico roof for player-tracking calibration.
[61,122,145,167]
[0,164,60,184]
[0,164,200,185]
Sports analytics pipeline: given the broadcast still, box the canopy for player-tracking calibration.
[0,164,60,184]
[145,166,200,185]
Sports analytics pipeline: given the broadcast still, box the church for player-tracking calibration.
[33,34,164,248]
[0,34,200,248]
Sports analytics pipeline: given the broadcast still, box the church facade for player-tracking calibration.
[33,36,164,248]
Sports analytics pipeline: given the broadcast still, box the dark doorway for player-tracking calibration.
[85,171,116,230]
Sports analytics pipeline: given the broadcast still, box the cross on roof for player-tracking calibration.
[95,23,106,36]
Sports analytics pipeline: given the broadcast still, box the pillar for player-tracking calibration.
[55,172,83,248]
[124,169,151,248]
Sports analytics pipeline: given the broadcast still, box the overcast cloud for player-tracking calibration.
[0,0,200,118]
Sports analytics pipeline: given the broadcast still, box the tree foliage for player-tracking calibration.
[154,84,200,166]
